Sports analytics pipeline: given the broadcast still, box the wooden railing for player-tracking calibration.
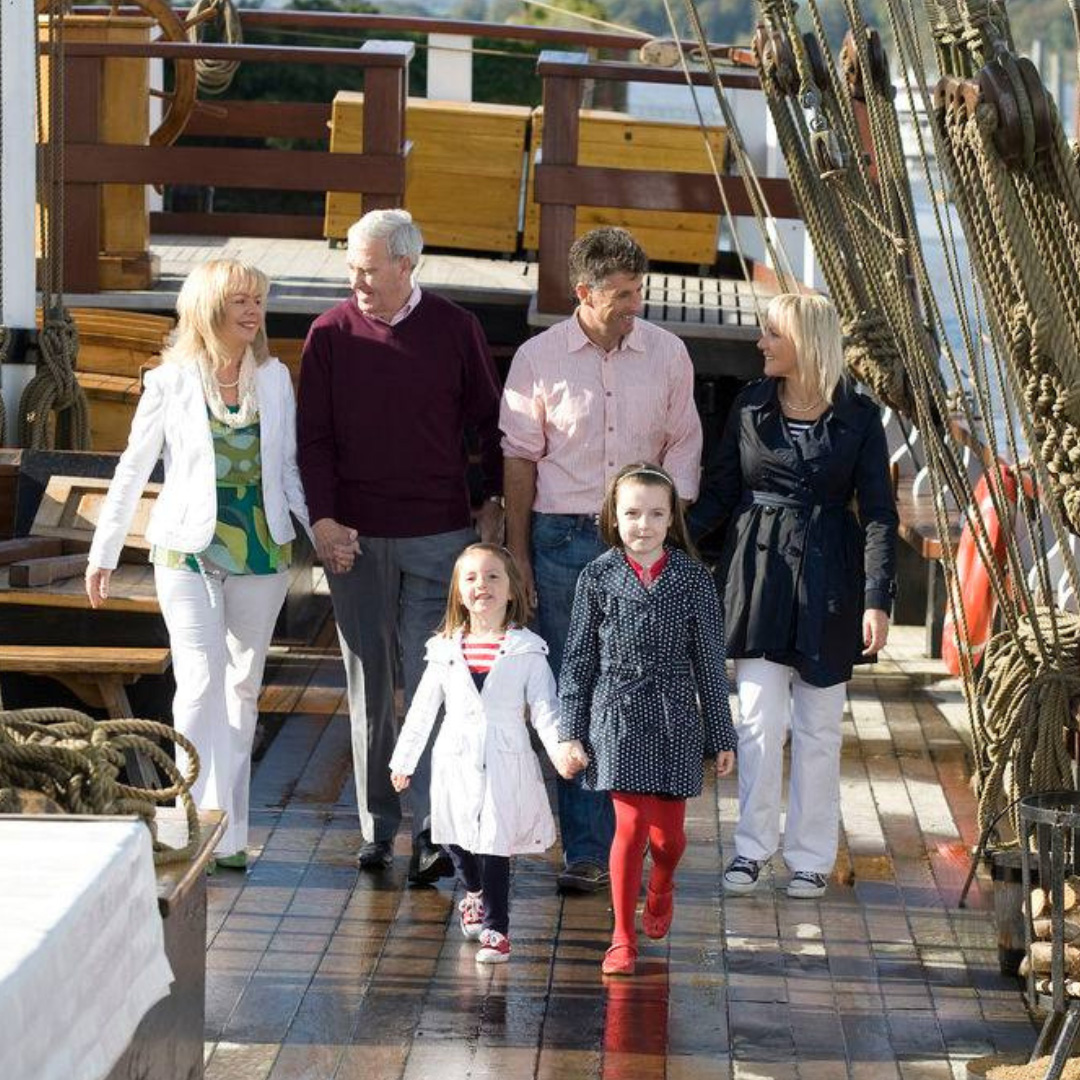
[44,37,413,292]
[533,51,802,314]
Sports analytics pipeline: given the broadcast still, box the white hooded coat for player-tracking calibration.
[389,627,560,857]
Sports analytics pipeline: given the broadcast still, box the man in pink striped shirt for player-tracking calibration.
[499,227,703,893]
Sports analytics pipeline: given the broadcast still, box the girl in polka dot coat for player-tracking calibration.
[559,463,736,976]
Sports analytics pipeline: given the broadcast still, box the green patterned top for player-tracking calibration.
[150,409,291,575]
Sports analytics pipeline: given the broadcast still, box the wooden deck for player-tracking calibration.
[203,628,1037,1079]
[65,235,769,344]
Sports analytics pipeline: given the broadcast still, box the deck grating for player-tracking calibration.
[204,629,1037,1079]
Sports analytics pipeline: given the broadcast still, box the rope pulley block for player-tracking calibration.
[840,28,893,103]
[977,54,1053,172]
[801,32,832,98]
[752,23,798,97]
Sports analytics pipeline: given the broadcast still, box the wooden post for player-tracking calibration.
[537,52,584,316]
[359,41,412,214]
[61,54,102,294]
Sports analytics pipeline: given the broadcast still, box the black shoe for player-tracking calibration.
[357,839,394,870]
[556,860,610,894]
[407,831,453,885]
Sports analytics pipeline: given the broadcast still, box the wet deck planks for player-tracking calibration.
[204,636,1036,1080]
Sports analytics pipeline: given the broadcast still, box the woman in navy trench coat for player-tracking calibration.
[691,293,898,900]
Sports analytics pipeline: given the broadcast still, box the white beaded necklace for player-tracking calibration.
[199,348,259,427]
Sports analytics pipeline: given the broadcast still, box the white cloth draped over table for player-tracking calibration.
[0,818,174,1080]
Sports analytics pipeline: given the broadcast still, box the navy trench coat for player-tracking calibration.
[558,547,736,798]
[692,377,899,687]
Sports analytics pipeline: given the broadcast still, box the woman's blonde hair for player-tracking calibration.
[766,293,847,403]
[162,258,270,372]
[440,543,531,636]
[598,462,698,560]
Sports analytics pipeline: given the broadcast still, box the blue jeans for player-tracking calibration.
[531,512,615,868]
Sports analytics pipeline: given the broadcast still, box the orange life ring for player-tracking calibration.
[941,467,1021,676]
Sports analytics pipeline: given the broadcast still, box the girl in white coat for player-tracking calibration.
[390,543,575,964]
[85,260,349,869]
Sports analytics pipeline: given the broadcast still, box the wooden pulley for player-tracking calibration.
[801,32,832,96]
[933,75,981,123]
[841,28,892,103]
[753,23,798,97]
[977,53,1053,171]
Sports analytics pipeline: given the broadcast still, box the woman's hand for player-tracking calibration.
[862,608,890,656]
[85,566,112,609]
[715,750,735,778]
[390,772,411,793]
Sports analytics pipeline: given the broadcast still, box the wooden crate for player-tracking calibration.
[523,107,727,266]
[325,93,530,253]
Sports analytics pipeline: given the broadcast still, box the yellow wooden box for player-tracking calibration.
[523,107,727,265]
[324,93,530,253]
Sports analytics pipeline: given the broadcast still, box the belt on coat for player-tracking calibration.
[742,490,849,511]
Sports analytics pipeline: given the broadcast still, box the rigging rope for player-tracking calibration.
[0,707,202,866]
[755,0,1080,840]
[24,0,89,451]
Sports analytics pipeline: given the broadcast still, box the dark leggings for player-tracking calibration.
[609,792,687,949]
[447,845,511,935]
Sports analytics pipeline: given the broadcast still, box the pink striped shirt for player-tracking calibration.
[499,313,702,513]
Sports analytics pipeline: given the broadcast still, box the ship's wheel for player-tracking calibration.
[37,0,200,147]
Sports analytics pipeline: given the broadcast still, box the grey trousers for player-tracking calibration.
[328,526,476,844]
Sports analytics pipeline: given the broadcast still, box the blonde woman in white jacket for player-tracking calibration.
[85,259,348,870]
[390,543,578,963]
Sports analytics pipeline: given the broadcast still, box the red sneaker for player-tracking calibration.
[458,894,485,940]
[476,929,511,964]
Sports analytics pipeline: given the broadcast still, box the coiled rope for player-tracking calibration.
[0,707,201,866]
[188,0,242,97]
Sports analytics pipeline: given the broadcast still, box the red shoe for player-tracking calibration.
[476,929,511,964]
[642,884,674,939]
[601,943,637,977]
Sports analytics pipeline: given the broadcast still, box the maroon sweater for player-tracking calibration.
[297,291,502,537]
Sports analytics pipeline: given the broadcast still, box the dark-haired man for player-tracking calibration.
[500,227,702,893]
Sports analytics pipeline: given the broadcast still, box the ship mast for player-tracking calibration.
[0,0,37,441]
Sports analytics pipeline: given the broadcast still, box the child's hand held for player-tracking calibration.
[715,751,735,778]
[390,772,411,792]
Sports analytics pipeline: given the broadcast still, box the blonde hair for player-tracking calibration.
[440,543,530,636]
[765,293,847,403]
[598,462,699,560]
[163,259,270,373]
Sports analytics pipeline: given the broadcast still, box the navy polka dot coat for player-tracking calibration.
[558,547,736,798]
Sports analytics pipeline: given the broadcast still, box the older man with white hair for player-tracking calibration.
[298,209,504,883]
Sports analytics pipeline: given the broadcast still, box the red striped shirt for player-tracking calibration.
[462,635,504,673]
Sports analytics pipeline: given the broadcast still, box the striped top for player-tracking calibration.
[462,634,505,674]
[784,417,814,440]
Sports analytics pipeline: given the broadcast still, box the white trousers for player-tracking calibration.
[733,658,847,873]
[155,566,289,857]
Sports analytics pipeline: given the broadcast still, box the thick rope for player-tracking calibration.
[25,2,89,450]
[188,0,242,97]
[0,707,201,866]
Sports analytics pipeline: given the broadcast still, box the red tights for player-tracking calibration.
[609,792,687,949]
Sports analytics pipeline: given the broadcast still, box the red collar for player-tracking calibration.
[624,549,670,586]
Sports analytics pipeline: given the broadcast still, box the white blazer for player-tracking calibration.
[88,357,311,571]
[389,627,561,857]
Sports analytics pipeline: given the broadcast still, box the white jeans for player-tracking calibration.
[733,658,847,873]
[155,566,289,856]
